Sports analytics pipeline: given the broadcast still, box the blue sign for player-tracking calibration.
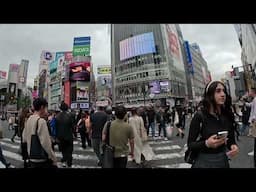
[184,41,194,75]
[74,37,91,46]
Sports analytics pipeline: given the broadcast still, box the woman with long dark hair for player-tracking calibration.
[187,81,239,168]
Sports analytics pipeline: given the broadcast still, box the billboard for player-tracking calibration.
[119,32,156,61]
[184,41,194,75]
[97,66,111,75]
[98,75,111,87]
[49,60,58,74]
[149,81,160,94]
[10,64,19,72]
[69,62,90,81]
[9,83,16,95]
[165,24,185,71]
[39,51,55,73]
[73,37,91,57]
[56,52,65,73]
[32,90,38,99]
[0,70,7,79]
[160,81,170,93]
[65,51,73,62]
[76,85,89,101]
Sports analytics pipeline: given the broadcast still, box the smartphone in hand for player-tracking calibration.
[216,131,228,139]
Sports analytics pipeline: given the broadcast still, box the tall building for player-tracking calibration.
[18,59,29,90]
[111,24,187,107]
[38,51,55,99]
[234,24,256,89]
[183,41,211,103]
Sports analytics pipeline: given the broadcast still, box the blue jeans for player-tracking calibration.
[240,124,249,135]
[148,122,155,137]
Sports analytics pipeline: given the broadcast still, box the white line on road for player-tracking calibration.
[154,145,181,151]
[2,150,23,162]
[0,141,19,149]
[55,152,98,161]
[156,163,191,168]
[148,140,173,145]
[153,153,184,160]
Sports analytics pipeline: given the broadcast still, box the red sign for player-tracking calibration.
[64,81,71,107]
[0,70,7,79]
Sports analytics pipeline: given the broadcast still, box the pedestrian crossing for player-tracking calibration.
[0,136,191,168]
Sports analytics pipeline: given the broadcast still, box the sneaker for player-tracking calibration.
[62,162,67,167]
[248,151,254,156]
[164,137,168,141]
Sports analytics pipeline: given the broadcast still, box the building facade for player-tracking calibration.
[111,24,187,107]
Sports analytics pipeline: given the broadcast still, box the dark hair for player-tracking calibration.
[98,106,104,111]
[60,101,68,111]
[33,98,48,111]
[202,81,228,114]
[131,107,137,116]
[115,105,127,120]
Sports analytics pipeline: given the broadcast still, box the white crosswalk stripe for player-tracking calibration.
[0,136,189,168]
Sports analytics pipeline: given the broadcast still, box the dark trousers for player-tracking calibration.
[113,157,128,168]
[79,130,91,148]
[254,138,256,168]
[58,139,73,167]
[0,145,8,166]
[28,160,57,168]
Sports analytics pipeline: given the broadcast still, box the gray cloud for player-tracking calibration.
[180,24,242,80]
[0,24,242,87]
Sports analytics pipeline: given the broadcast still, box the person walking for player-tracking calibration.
[89,106,108,166]
[102,105,134,168]
[56,102,74,168]
[22,98,57,168]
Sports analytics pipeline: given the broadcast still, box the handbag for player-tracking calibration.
[166,124,173,139]
[102,121,115,168]
[184,111,205,164]
[29,118,48,160]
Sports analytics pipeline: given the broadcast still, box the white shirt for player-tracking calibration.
[247,97,256,123]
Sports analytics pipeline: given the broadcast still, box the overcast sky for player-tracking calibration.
[0,24,241,87]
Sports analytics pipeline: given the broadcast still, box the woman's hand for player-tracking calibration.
[226,144,239,158]
[205,134,226,148]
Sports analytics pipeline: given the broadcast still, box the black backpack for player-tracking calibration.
[184,111,205,164]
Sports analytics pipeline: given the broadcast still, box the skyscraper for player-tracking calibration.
[111,24,187,107]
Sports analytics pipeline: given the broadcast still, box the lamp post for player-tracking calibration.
[142,83,153,106]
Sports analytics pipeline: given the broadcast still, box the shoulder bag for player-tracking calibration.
[102,121,115,168]
[29,118,49,160]
[184,111,205,164]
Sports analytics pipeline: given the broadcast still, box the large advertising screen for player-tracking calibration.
[149,81,160,94]
[69,62,90,81]
[119,32,156,61]
[160,81,170,93]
